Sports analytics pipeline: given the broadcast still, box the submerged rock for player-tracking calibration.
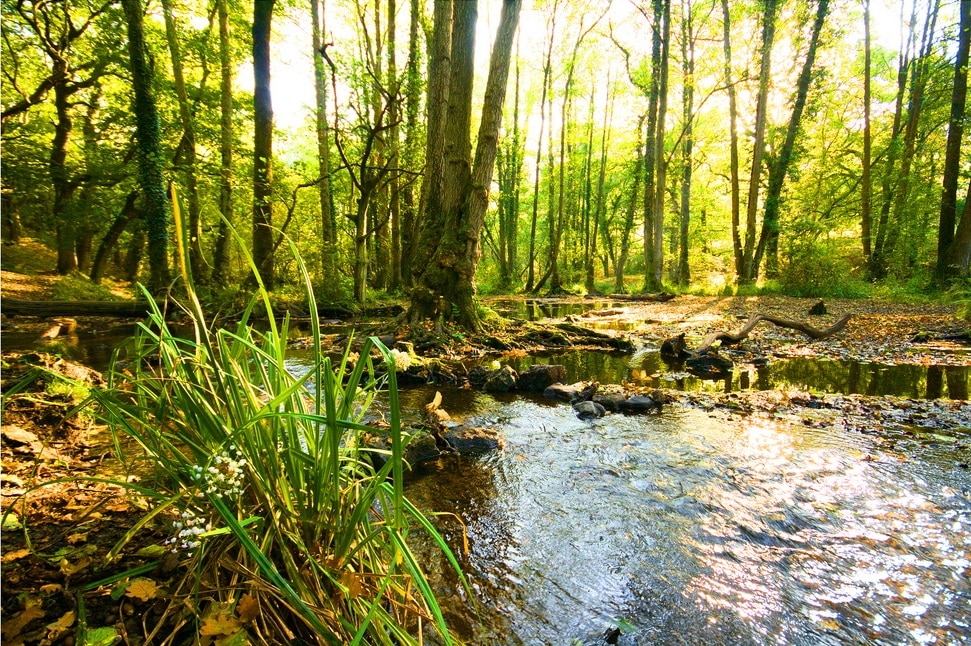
[364,430,440,470]
[442,426,502,454]
[516,364,567,392]
[618,394,661,414]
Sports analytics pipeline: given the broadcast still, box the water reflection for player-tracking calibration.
[507,350,971,400]
[403,390,971,644]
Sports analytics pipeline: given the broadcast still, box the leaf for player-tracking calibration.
[200,603,242,637]
[236,594,260,624]
[59,556,93,577]
[2,548,31,563]
[45,611,76,640]
[124,578,160,602]
[67,532,89,545]
[82,626,120,646]
[2,512,22,530]
[340,570,364,599]
[1,600,45,641]
[134,544,169,558]
[40,584,63,594]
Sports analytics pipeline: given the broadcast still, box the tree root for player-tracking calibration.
[696,312,852,352]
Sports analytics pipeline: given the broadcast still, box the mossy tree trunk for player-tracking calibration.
[252,0,275,291]
[122,0,170,293]
[409,0,522,331]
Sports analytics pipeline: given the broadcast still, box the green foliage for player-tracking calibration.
[947,279,971,321]
[90,237,467,643]
[50,275,123,301]
[777,244,869,298]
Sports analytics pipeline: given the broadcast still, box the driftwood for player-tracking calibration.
[697,312,852,352]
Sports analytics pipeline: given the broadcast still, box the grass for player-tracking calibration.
[85,203,469,643]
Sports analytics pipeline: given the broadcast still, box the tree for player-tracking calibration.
[211,0,234,284]
[721,0,743,278]
[753,0,830,278]
[936,0,970,281]
[312,0,336,282]
[252,0,275,290]
[122,0,170,293]
[740,0,778,284]
[409,0,522,330]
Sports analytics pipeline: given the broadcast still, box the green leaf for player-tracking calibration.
[80,626,119,646]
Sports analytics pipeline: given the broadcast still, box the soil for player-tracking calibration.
[2,261,971,643]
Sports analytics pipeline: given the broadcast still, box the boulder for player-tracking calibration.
[483,365,518,393]
[544,382,583,402]
[572,400,607,420]
[516,364,567,392]
[364,430,440,470]
[443,426,502,454]
[593,387,628,412]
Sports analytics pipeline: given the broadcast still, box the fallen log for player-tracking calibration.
[596,292,675,303]
[1,298,159,318]
[696,312,852,352]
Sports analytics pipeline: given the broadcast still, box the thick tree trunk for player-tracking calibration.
[642,1,662,292]
[677,0,694,287]
[91,190,140,284]
[312,0,335,260]
[410,0,522,329]
[526,24,554,292]
[400,0,423,286]
[51,71,78,276]
[122,0,170,293]
[861,0,873,263]
[649,0,671,290]
[252,0,275,290]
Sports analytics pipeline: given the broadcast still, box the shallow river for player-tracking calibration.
[390,386,970,645]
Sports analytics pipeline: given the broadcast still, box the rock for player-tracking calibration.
[483,365,518,393]
[364,430,441,470]
[574,381,600,402]
[544,382,583,402]
[685,352,733,379]
[572,400,606,420]
[442,426,502,454]
[468,364,494,387]
[809,300,827,315]
[593,386,627,412]
[618,394,661,414]
[660,333,689,362]
[516,364,567,392]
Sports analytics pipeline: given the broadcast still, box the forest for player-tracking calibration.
[2,0,969,327]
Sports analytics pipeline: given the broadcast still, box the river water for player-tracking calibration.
[389,385,971,645]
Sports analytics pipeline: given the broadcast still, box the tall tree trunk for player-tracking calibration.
[936,0,970,281]
[616,119,644,292]
[122,0,170,293]
[252,0,275,290]
[410,0,522,329]
[677,0,694,287]
[861,0,873,263]
[526,16,555,292]
[212,0,233,284]
[388,0,402,291]
[649,0,671,290]
[312,0,336,282]
[400,0,422,286]
[721,0,742,278]
[753,0,830,278]
[51,67,78,276]
[948,178,971,276]
[161,0,203,282]
[91,190,139,284]
[740,0,777,284]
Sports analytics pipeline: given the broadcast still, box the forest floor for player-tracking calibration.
[2,244,971,643]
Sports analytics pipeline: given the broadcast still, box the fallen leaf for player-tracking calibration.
[59,556,92,577]
[340,570,364,599]
[2,512,23,530]
[0,600,45,641]
[200,604,242,637]
[67,532,88,545]
[236,594,260,624]
[40,584,63,594]
[45,610,76,640]
[125,578,160,602]
[83,626,119,646]
[2,548,31,563]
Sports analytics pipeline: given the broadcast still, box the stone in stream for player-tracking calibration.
[572,400,607,420]
[515,364,567,392]
[617,394,662,414]
[483,365,519,393]
[543,382,583,402]
[442,426,502,454]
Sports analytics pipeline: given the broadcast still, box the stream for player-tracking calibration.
[390,385,971,645]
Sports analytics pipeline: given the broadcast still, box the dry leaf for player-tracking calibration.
[236,594,260,624]
[200,606,242,637]
[340,570,364,599]
[1,600,45,641]
[40,584,63,594]
[59,556,92,577]
[45,610,76,640]
[67,532,88,545]
[124,578,160,602]
[2,548,31,564]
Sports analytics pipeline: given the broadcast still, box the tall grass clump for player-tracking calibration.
[93,206,467,643]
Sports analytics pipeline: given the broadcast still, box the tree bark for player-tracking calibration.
[91,190,140,285]
[312,0,336,281]
[252,0,276,290]
[526,10,556,292]
[740,0,777,284]
[677,0,695,287]
[753,0,830,279]
[720,0,743,278]
[122,0,170,293]
[936,0,970,281]
[211,0,233,285]
[861,0,873,263]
